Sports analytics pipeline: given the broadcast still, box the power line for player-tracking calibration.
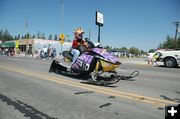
[61,0,64,33]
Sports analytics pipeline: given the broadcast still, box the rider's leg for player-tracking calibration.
[71,49,80,64]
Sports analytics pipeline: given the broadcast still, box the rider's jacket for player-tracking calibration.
[72,34,85,49]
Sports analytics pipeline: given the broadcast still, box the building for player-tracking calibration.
[1,38,72,54]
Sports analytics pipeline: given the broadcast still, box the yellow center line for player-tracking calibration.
[0,65,178,107]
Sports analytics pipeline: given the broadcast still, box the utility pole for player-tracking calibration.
[25,21,28,53]
[172,21,180,50]
[89,27,91,40]
[61,0,64,33]
[98,25,101,42]
[60,0,64,55]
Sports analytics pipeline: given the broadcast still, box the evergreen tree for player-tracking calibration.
[37,32,41,39]
[3,29,14,41]
[32,34,36,38]
[48,34,53,40]
[0,29,3,40]
[42,33,46,39]
[176,36,180,49]
[54,34,58,40]
[17,34,21,39]
[163,35,174,49]
[158,35,180,49]
[25,32,30,39]
[14,36,18,40]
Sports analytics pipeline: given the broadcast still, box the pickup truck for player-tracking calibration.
[156,50,180,68]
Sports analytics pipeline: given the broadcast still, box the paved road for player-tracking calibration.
[0,55,180,119]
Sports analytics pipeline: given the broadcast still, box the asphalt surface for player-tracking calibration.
[0,55,180,119]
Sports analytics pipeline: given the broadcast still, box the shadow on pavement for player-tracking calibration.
[160,95,180,103]
[0,94,57,119]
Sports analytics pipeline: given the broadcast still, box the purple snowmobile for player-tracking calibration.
[49,39,139,86]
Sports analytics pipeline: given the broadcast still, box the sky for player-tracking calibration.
[0,0,180,51]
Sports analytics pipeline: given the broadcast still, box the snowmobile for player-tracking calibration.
[49,39,139,86]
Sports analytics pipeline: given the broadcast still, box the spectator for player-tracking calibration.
[37,48,41,59]
[52,48,57,59]
[152,52,160,66]
[147,52,154,67]
[43,46,48,59]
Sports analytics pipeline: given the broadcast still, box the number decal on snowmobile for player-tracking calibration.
[82,63,90,71]
[78,60,90,71]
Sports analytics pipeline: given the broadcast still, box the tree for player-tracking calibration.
[104,45,111,50]
[66,35,71,42]
[25,32,30,39]
[17,34,21,39]
[163,35,174,49]
[177,36,180,48]
[0,29,3,40]
[48,34,53,40]
[21,35,24,39]
[14,36,18,40]
[157,35,180,49]
[158,43,163,49]
[42,33,46,39]
[54,34,58,40]
[3,29,14,41]
[32,34,36,38]
[148,49,155,53]
[121,47,128,51]
[140,50,145,54]
[37,32,41,39]
[129,47,140,56]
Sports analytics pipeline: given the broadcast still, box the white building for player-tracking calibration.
[13,38,72,54]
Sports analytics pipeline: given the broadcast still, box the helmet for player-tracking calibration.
[73,27,84,34]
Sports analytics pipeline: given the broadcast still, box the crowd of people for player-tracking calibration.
[1,48,15,56]
[0,45,57,60]
[35,46,57,60]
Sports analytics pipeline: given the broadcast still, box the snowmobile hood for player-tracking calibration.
[91,48,120,64]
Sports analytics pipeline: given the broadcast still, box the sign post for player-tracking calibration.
[59,33,65,55]
[96,11,104,43]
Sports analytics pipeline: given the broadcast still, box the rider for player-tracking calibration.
[71,27,87,63]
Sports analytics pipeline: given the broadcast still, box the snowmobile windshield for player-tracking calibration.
[90,48,120,64]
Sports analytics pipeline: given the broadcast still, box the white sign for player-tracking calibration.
[96,11,104,26]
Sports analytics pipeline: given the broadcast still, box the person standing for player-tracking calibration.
[147,52,154,67]
[43,46,48,59]
[152,52,160,66]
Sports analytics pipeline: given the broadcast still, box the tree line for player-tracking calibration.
[104,45,145,56]
[1,29,179,55]
[105,35,180,55]
[158,35,180,49]
[0,29,71,42]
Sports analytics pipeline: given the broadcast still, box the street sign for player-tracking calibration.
[60,39,64,44]
[96,11,104,42]
[96,11,104,26]
[59,34,65,40]
[59,34,65,45]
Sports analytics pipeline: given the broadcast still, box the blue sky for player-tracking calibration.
[0,0,180,51]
